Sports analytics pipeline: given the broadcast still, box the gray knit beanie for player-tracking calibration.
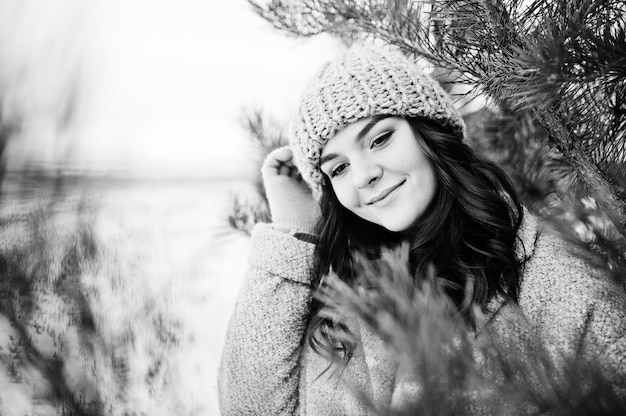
[289,45,466,193]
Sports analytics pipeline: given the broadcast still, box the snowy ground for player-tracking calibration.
[95,179,253,414]
[0,177,254,415]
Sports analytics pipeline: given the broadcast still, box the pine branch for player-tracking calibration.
[533,107,626,223]
[239,106,286,154]
[541,196,626,282]
[225,107,285,234]
[239,106,287,198]
[226,192,271,236]
[316,245,624,414]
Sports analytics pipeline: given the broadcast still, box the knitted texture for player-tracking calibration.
[290,45,466,193]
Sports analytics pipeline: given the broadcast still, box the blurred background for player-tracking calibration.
[0,0,338,414]
[1,0,341,176]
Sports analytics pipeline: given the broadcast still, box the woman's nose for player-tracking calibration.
[353,160,382,189]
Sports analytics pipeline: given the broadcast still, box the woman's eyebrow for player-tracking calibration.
[355,117,384,142]
[320,152,338,166]
[320,118,387,166]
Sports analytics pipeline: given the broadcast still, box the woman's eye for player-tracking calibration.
[370,131,392,149]
[330,163,348,178]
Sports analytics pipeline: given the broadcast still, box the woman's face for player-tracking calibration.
[320,117,437,232]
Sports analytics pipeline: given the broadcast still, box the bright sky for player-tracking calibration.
[1,0,340,178]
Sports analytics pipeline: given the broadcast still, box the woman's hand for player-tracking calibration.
[261,146,320,234]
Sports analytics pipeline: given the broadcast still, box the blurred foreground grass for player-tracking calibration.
[0,174,252,416]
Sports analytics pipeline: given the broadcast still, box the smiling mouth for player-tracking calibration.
[367,179,406,205]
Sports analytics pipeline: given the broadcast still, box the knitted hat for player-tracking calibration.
[290,45,466,193]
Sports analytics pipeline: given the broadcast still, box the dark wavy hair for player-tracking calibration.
[308,115,524,369]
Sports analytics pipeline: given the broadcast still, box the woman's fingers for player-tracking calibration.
[262,146,299,178]
[277,164,291,176]
[272,146,293,164]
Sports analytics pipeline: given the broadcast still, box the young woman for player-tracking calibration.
[218,45,626,415]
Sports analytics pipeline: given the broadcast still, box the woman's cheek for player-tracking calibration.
[333,181,358,211]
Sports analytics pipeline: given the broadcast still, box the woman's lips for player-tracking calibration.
[367,179,406,205]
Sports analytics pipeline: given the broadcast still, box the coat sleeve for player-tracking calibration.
[520,229,626,401]
[218,223,318,415]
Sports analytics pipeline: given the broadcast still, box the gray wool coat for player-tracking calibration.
[218,212,626,415]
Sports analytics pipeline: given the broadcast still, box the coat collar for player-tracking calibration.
[515,208,540,263]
